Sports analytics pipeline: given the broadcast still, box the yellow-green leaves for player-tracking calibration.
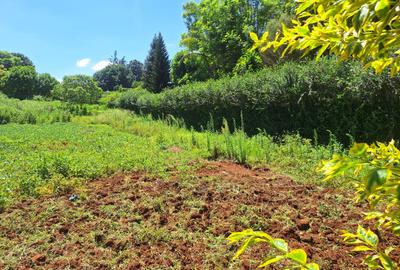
[252,0,400,75]
[320,141,400,236]
[228,229,319,269]
[342,226,397,269]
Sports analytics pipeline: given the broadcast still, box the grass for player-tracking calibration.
[1,98,378,269]
[0,122,206,208]
[0,95,344,209]
[73,109,343,184]
[0,94,97,124]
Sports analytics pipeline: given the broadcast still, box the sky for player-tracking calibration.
[0,0,189,80]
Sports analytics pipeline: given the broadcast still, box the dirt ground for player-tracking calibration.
[0,161,399,269]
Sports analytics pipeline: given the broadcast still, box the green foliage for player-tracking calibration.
[93,57,143,91]
[143,33,170,93]
[228,229,319,269]
[36,73,59,97]
[0,94,94,124]
[94,64,130,91]
[0,51,34,69]
[319,141,400,268]
[75,109,340,184]
[232,50,264,75]
[320,141,400,237]
[171,50,211,86]
[180,0,290,78]
[0,66,38,99]
[342,225,397,269]
[252,0,400,74]
[119,58,400,145]
[52,75,103,104]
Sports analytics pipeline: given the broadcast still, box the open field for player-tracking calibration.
[0,105,398,269]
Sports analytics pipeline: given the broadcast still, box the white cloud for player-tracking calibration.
[91,60,111,71]
[76,58,91,68]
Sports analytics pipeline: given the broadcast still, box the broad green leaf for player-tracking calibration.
[286,249,307,264]
[375,0,390,18]
[271,238,288,253]
[378,253,397,269]
[367,169,388,192]
[353,4,369,32]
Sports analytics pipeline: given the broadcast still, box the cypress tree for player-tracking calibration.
[143,33,170,93]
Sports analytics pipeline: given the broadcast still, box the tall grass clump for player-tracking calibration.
[118,58,400,145]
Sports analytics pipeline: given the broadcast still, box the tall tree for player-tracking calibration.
[179,0,291,79]
[143,33,170,93]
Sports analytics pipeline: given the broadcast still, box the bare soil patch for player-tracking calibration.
[0,161,398,269]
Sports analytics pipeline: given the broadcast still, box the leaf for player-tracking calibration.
[232,236,254,260]
[352,245,373,252]
[353,4,369,32]
[249,32,259,43]
[367,169,388,192]
[378,253,396,269]
[296,1,315,15]
[271,238,288,253]
[349,143,368,156]
[357,225,379,247]
[305,263,320,270]
[375,0,390,18]
[316,43,329,60]
[258,256,284,268]
[286,249,307,265]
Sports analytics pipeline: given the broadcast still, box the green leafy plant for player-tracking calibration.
[342,225,397,269]
[228,229,319,269]
[319,141,400,236]
[319,141,400,268]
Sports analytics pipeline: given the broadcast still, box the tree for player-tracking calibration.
[93,64,130,91]
[126,60,143,82]
[52,75,102,104]
[10,52,34,67]
[143,33,170,93]
[180,0,291,78]
[36,73,59,97]
[251,0,400,74]
[171,50,211,86]
[0,51,34,69]
[0,66,37,99]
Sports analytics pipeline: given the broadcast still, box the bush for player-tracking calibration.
[52,75,102,104]
[119,58,400,144]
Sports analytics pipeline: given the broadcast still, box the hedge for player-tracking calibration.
[119,58,400,144]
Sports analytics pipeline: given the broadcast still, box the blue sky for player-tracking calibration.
[0,0,188,80]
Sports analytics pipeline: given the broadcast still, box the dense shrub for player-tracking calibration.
[119,58,400,144]
[52,75,102,104]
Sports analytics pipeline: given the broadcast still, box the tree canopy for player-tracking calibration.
[93,52,143,91]
[52,75,102,104]
[178,0,293,81]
